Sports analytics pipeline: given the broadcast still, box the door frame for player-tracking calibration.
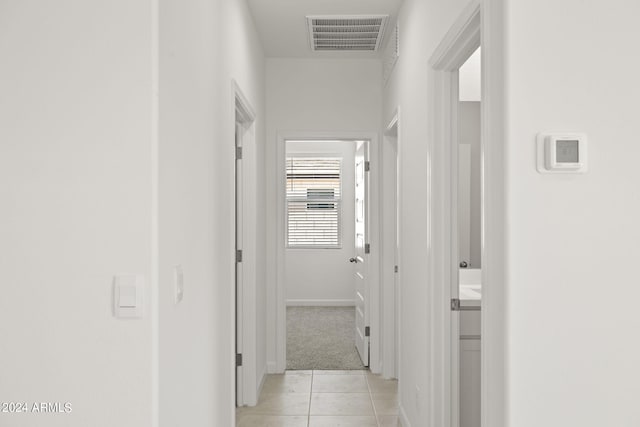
[429,3,480,424]
[427,0,506,426]
[273,131,381,374]
[429,0,481,427]
[233,80,258,407]
[354,140,371,367]
[382,110,401,379]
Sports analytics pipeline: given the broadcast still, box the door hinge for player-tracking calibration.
[364,161,370,172]
[236,146,243,160]
[364,243,370,254]
[394,265,399,273]
[451,298,460,311]
[236,249,243,263]
[365,326,370,337]
[236,353,243,367]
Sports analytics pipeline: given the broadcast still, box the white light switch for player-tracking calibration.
[119,285,136,307]
[114,275,144,318]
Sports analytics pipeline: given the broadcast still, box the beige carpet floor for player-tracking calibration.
[286,306,366,370]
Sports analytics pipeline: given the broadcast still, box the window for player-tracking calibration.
[286,156,342,248]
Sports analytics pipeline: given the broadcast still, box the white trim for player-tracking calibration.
[286,299,356,306]
[381,109,400,380]
[428,2,481,427]
[394,107,403,386]
[234,80,256,124]
[274,130,381,374]
[480,1,507,426]
[429,1,481,70]
[256,365,267,401]
[233,80,259,407]
[384,111,399,135]
[150,1,159,425]
[450,69,462,427]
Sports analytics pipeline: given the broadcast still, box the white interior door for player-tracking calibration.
[354,141,369,366]
[235,122,243,406]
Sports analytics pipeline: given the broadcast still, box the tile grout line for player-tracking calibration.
[307,370,314,427]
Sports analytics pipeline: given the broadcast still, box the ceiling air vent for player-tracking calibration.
[306,15,389,52]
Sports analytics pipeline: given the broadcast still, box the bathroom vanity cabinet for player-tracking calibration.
[459,273,481,427]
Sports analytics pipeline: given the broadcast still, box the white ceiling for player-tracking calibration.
[247,0,403,58]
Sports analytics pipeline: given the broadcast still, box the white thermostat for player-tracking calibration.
[536,132,588,173]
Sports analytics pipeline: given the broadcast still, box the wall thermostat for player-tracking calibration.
[536,132,588,174]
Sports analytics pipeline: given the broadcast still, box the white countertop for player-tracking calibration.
[460,283,481,307]
[459,268,481,306]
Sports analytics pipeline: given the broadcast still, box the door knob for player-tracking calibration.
[349,257,358,263]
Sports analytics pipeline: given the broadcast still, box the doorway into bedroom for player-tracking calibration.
[284,138,368,371]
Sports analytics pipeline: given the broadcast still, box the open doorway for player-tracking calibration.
[455,47,482,427]
[428,2,482,426]
[283,138,368,371]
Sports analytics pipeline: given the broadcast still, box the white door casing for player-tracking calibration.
[273,131,380,374]
[382,112,400,379]
[233,80,257,408]
[428,1,481,426]
[235,122,244,406]
[354,141,370,367]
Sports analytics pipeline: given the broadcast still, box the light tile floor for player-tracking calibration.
[237,370,399,427]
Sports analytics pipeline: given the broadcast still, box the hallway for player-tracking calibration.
[236,370,398,426]
[3,1,640,426]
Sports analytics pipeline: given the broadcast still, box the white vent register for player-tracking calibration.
[306,15,389,51]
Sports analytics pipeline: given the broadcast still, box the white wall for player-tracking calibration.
[158,0,265,423]
[503,1,640,425]
[381,124,399,379]
[0,1,265,426]
[386,0,640,426]
[266,58,383,367]
[0,1,153,426]
[285,140,356,305]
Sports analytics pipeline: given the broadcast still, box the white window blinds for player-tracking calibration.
[286,156,342,248]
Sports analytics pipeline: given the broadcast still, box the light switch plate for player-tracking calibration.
[114,275,144,318]
[174,265,184,304]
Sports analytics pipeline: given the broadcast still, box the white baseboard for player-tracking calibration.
[286,299,355,306]
[399,403,411,427]
[266,361,278,374]
[256,366,266,399]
